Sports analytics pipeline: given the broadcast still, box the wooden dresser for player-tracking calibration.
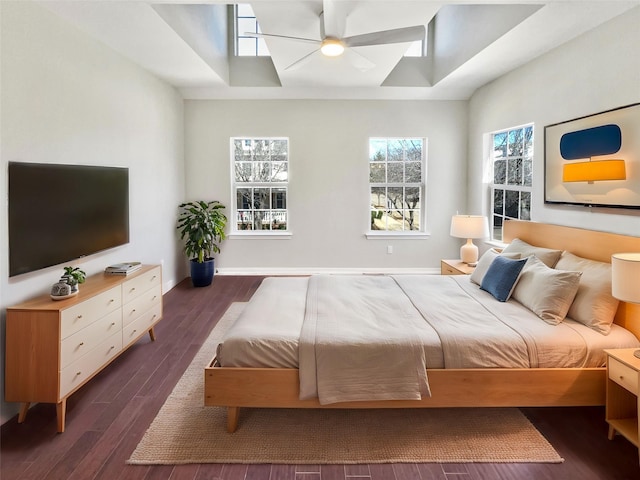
[5,265,162,432]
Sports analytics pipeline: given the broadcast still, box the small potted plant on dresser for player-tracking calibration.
[62,266,86,293]
[177,200,227,287]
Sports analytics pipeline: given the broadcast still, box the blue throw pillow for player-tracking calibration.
[480,256,528,302]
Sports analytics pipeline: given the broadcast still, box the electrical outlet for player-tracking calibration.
[387,245,393,254]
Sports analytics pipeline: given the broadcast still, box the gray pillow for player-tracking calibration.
[502,238,563,268]
[512,256,582,325]
[470,248,521,286]
[555,251,619,335]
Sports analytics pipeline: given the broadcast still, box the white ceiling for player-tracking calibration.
[40,1,639,100]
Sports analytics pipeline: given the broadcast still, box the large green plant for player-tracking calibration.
[177,200,227,263]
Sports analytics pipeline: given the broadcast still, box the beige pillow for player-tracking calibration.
[555,251,619,335]
[512,256,582,325]
[502,238,563,268]
[470,248,521,286]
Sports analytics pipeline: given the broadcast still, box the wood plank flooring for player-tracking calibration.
[2,275,640,480]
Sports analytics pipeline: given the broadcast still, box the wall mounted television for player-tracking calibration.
[8,162,130,277]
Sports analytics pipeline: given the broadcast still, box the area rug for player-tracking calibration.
[128,302,563,465]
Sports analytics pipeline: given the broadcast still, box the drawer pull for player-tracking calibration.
[109,346,115,351]
[130,288,136,293]
[77,315,83,320]
[76,371,82,376]
[111,322,116,326]
[132,309,136,313]
[79,342,84,346]
[109,299,115,303]
[151,276,157,280]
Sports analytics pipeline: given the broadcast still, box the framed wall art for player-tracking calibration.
[544,102,640,209]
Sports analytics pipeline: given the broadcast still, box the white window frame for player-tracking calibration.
[367,137,428,238]
[489,124,533,242]
[230,137,290,237]
[234,4,270,57]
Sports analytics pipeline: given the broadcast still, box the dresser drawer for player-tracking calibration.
[441,262,463,275]
[60,331,122,398]
[61,286,121,339]
[609,357,639,394]
[123,267,161,304]
[60,309,122,369]
[123,303,162,348]
[123,284,162,327]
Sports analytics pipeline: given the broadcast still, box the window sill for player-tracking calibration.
[229,231,292,239]
[365,231,431,240]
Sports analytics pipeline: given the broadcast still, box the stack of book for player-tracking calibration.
[105,262,142,275]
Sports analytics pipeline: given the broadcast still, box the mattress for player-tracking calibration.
[216,275,640,370]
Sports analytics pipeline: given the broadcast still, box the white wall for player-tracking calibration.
[185,99,468,272]
[0,2,185,425]
[467,6,640,236]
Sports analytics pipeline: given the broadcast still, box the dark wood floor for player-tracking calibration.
[2,275,640,480]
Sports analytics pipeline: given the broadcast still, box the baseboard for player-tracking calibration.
[215,267,441,276]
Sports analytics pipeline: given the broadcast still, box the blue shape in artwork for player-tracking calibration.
[560,124,622,160]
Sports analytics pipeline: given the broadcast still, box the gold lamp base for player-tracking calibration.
[634,349,640,359]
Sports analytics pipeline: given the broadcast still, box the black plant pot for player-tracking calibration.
[190,258,215,287]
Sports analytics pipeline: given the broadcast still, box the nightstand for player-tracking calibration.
[440,259,475,276]
[604,348,640,463]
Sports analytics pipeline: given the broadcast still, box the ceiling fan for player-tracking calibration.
[245,0,426,71]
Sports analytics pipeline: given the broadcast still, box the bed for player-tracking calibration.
[205,220,640,432]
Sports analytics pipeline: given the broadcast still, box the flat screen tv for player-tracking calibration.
[8,162,130,277]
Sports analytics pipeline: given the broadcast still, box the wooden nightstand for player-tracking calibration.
[604,348,640,463]
[440,259,475,276]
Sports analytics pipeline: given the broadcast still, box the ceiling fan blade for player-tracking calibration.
[244,32,320,45]
[343,25,426,48]
[284,48,321,71]
[321,0,346,38]
[344,48,375,72]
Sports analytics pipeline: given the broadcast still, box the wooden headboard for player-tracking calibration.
[503,220,640,339]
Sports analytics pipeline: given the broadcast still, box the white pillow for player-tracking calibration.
[555,251,619,335]
[470,248,521,286]
[501,238,563,268]
[512,256,582,325]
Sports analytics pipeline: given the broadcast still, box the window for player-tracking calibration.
[235,4,270,56]
[369,138,425,233]
[232,138,288,232]
[490,125,533,241]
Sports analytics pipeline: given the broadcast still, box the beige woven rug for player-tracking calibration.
[128,302,563,465]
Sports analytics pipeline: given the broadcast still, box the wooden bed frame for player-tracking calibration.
[205,220,640,432]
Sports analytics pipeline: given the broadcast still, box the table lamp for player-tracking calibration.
[611,253,640,359]
[450,215,490,265]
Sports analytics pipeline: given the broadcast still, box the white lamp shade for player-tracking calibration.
[611,253,640,304]
[450,215,490,239]
[450,215,489,264]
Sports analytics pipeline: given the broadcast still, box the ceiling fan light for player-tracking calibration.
[320,39,345,57]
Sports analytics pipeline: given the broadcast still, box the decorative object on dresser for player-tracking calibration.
[5,265,162,433]
[604,348,640,464]
[612,253,640,359]
[105,261,142,275]
[449,214,490,265]
[62,266,86,293]
[177,200,227,287]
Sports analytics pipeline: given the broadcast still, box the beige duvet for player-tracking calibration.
[216,274,640,404]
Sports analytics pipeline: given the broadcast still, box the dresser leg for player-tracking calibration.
[18,402,30,423]
[148,327,156,342]
[56,399,66,433]
[608,424,616,440]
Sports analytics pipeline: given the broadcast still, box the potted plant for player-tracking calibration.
[177,200,227,287]
[62,266,86,293]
